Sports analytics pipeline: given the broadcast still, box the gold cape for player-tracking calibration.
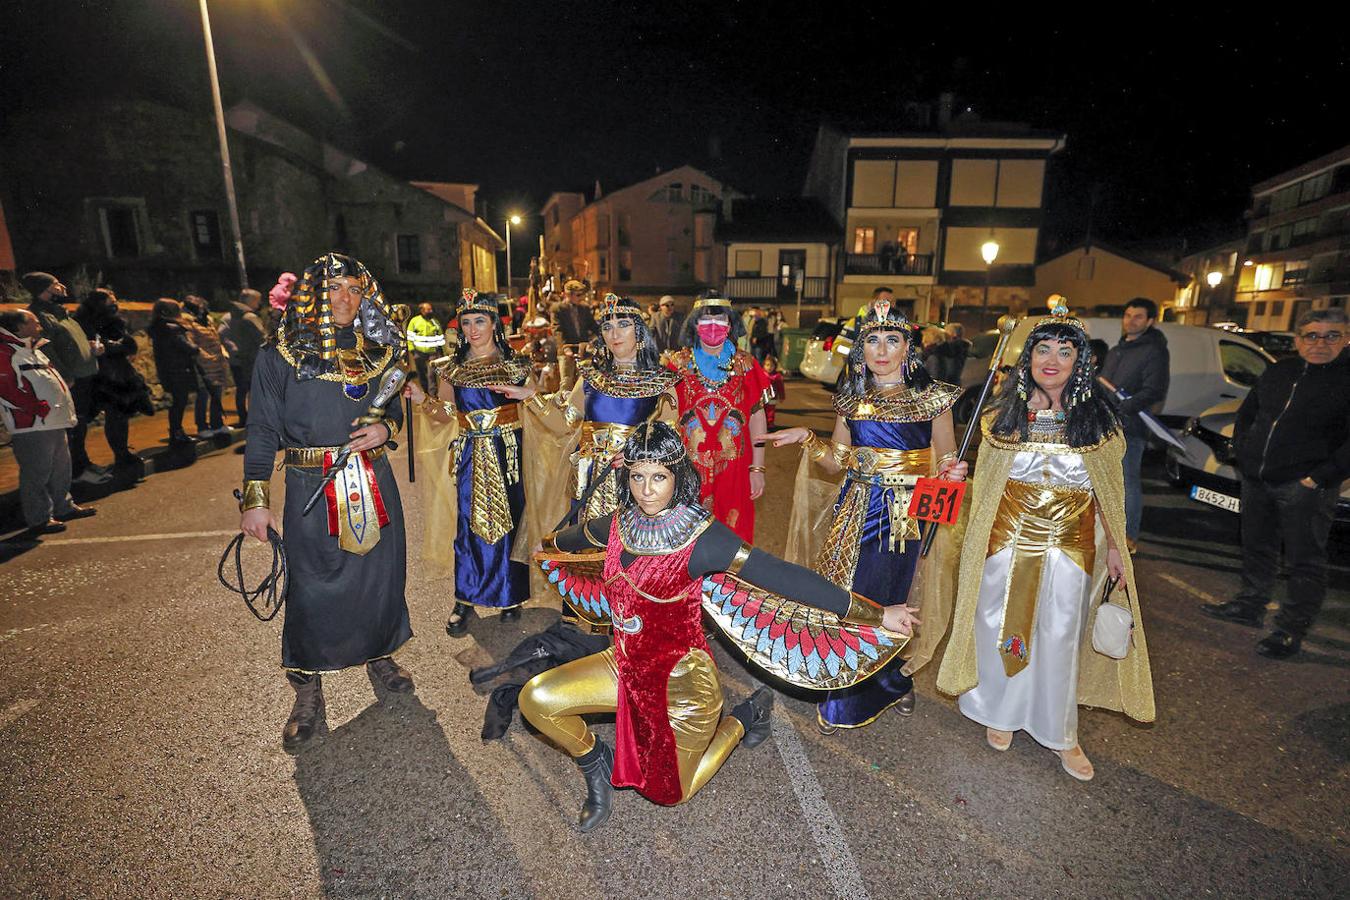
[934,419,1156,723]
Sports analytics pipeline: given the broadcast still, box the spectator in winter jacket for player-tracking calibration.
[23,271,110,485]
[650,296,681,356]
[148,299,202,445]
[1098,297,1170,549]
[219,288,266,426]
[0,309,96,532]
[183,295,230,437]
[1201,308,1349,659]
[74,288,150,469]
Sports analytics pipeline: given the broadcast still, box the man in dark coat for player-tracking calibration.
[550,279,599,389]
[1201,309,1349,659]
[1098,297,1170,550]
[220,288,267,426]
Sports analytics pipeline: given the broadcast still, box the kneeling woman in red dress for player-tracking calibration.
[520,422,917,832]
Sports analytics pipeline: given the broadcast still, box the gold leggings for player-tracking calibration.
[518,647,746,804]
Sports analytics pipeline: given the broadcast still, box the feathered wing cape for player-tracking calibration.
[935,422,1156,723]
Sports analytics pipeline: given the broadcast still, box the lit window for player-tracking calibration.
[852,227,876,254]
[1254,264,1283,291]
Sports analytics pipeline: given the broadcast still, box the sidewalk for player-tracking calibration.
[0,388,244,531]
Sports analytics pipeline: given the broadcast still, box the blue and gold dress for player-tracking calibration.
[432,353,534,609]
[813,381,960,729]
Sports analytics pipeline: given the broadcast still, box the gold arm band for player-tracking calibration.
[802,431,831,462]
[239,480,270,512]
[748,464,766,473]
[726,542,753,576]
[528,391,553,412]
[383,415,403,440]
[842,592,886,628]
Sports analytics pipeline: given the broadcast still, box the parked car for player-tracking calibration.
[799,317,846,386]
[1236,329,1298,360]
[952,319,1274,427]
[1166,399,1350,525]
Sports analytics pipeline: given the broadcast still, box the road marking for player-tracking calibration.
[40,529,239,546]
[771,711,871,900]
[1158,572,1221,604]
[0,699,39,730]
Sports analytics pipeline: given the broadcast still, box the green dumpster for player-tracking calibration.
[778,327,812,374]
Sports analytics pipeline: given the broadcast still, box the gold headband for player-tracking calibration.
[457,288,498,315]
[693,295,732,311]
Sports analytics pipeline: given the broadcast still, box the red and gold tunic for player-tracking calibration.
[669,347,772,542]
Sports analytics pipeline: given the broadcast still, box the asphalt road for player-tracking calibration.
[1,380,1346,899]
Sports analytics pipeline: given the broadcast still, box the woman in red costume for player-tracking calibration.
[666,294,772,542]
[520,422,916,832]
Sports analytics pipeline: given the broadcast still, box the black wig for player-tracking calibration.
[616,421,703,510]
[452,297,514,363]
[989,320,1120,447]
[590,294,662,371]
[678,294,746,349]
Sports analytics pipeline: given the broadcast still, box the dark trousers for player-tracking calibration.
[167,385,192,439]
[68,377,95,474]
[230,364,251,425]
[413,352,433,388]
[1235,476,1339,637]
[104,408,131,459]
[195,379,225,432]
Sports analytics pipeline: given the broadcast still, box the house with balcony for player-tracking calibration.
[717,198,839,320]
[541,190,586,284]
[1169,234,1245,326]
[562,165,741,297]
[1235,143,1350,331]
[803,114,1065,327]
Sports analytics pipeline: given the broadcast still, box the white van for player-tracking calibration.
[955,319,1273,426]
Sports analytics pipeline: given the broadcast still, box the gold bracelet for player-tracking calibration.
[748,464,766,473]
[527,391,552,412]
[802,431,830,462]
[937,450,958,465]
[239,480,270,512]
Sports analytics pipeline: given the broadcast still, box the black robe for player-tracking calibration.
[245,338,412,672]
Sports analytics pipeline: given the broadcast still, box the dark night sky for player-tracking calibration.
[3,0,1347,256]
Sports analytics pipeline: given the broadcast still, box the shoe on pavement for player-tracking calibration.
[500,605,522,623]
[28,519,68,535]
[1200,600,1264,628]
[732,687,775,749]
[1058,745,1094,781]
[987,728,1013,751]
[446,601,474,636]
[72,468,112,485]
[367,657,414,693]
[895,690,916,717]
[1256,630,1302,660]
[282,676,325,752]
[56,505,97,521]
[575,739,615,833]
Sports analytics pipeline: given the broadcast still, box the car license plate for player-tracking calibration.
[1191,485,1240,513]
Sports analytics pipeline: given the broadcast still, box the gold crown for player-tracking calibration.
[600,292,639,319]
[1042,295,1086,331]
[857,297,912,337]
[457,288,498,315]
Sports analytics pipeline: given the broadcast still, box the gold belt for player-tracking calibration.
[284,445,386,469]
[986,479,1096,677]
[456,403,522,433]
[840,445,931,485]
[580,421,639,455]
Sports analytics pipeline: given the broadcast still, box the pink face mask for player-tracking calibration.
[697,321,731,346]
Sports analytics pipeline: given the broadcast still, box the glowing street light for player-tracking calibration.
[980,238,1000,318]
[1206,271,1223,288]
[505,214,523,293]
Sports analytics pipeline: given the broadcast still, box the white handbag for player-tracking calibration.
[1092,576,1134,659]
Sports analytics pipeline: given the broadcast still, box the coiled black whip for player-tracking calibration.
[219,490,288,621]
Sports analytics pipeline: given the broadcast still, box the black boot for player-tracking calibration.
[731,687,775,749]
[1256,630,1302,660]
[446,601,474,637]
[500,605,522,624]
[1200,600,1264,628]
[282,674,325,752]
[574,739,614,833]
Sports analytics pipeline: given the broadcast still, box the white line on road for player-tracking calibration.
[771,711,871,900]
[0,699,39,730]
[40,529,239,546]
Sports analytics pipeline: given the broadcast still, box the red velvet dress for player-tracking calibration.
[670,348,771,542]
[603,518,708,806]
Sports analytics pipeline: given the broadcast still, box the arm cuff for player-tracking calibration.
[239,480,270,511]
[841,592,885,628]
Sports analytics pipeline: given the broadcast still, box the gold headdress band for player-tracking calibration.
[457,288,499,316]
[693,295,733,311]
[856,297,912,337]
[1041,294,1087,331]
[600,292,640,319]
[623,424,688,468]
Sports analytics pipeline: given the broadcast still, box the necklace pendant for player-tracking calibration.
[344,382,369,402]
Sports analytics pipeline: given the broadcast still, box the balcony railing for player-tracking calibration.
[724,276,830,302]
[844,252,933,277]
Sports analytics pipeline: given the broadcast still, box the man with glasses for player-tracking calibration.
[1202,308,1349,659]
[550,279,599,390]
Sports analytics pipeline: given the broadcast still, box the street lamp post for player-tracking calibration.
[198,0,248,289]
[1204,270,1223,325]
[505,214,521,294]
[980,238,1000,327]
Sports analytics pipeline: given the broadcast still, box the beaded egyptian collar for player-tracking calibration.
[835,381,961,423]
[434,353,531,387]
[617,503,713,556]
[1027,408,1068,444]
[581,359,679,398]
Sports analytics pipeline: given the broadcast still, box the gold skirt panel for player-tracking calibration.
[987,479,1096,677]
